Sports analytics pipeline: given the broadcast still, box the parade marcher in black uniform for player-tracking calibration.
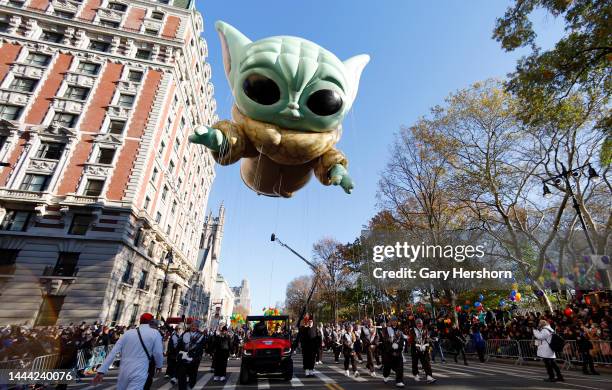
[213,325,233,381]
[331,325,342,363]
[315,323,324,365]
[55,329,79,390]
[381,316,405,388]
[409,319,436,383]
[165,326,181,384]
[297,315,318,377]
[176,320,206,390]
[342,323,359,377]
[360,318,379,376]
[449,325,468,365]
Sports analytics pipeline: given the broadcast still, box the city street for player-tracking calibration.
[69,353,611,390]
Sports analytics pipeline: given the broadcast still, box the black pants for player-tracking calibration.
[476,346,485,362]
[316,345,323,362]
[581,352,597,373]
[213,350,230,377]
[343,349,357,371]
[411,351,432,376]
[302,347,316,370]
[364,343,377,371]
[453,345,468,364]
[382,353,403,383]
[177,358,200,390]
[543,358,562,379]
[166,355,177,378]
[333,344,342,362]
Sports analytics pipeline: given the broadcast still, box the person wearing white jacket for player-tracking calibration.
[533,319,564,382]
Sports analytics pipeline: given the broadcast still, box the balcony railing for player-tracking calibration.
[0,189,52,202]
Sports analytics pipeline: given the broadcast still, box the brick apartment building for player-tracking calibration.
[0,0,219,326]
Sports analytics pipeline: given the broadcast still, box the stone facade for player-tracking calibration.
[0,0,218,326]
[231,279,251,315]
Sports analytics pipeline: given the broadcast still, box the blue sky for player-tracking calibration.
[195,1,564,314]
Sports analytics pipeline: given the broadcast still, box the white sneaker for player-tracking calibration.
[220,376,226,381]
[414,374,420,382]
[396,382,405,388]
[370,371,377,377]
[164,375,170,379]
[427,375,436,383]
[305,369,310,376]
[213,376,219,381]
[353,371,359,377]
[170,377,177,384]
[345,370,350,376]
[383,376,389,383]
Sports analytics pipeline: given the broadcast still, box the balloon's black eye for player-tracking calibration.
[242,74,281,105]
[307,89,343,116]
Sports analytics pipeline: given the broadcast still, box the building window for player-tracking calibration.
[143,196,151,210]
[108,120,126,134]
[0,248,19,274]
[9,77,38,92]
[36,142,65,160]
[117,94,135,108]
[83,179,104,196]
[144,29,159,36]
[171,200,177,214]
[68,214,94,235]
[161,185,168,201]
[159,140,166,156]
[76,62,100,75]
[151,11,164,20]
[52,252,79,277]
[0,210,31,231]
[138,270,148,290]
[64,86,90,101]
[0,135,6,150]
[127,70,143,82]
[122,261,133,283]
[20,174,50,192]
[174,136,181,152]
[52,112,78,128]
[169,160,175,173]
[151,168,159,182]
[41,30,63,43]
[8,1,24,8]
[112,300,124,324]
[107,2,127,11]
[89,40,111,52]
[0,105,23,120]
[99,19,120,28]
[96,148,115,164]
[129,304,139,325]
[54,10,75,19]
[166,224,171,235]
[0,21,9,32]
[135,49,151,60]
[155,211,162,223]
[25,53,51,67]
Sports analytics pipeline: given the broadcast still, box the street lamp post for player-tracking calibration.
[156,250,173,319]
[271,233,320,327]
[542,162,608,287]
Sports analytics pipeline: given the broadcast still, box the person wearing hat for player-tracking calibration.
[297,315,318,377]
[165,325,182,384]
[94,313,164,390]
[212,325,233,381]
[533,319,564,382]
[341,323,359,378]
[176,319,206,390]
[381,316,406,388]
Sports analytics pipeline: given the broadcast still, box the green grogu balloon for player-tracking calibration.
[190,21,369,197]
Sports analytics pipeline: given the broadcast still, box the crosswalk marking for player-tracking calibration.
[327,365,367,382]
[312,369,336,383]
[194,373,213,387]
[257,379,270,389]
[432,365,475,376]
[290,376,304,387]
[223,373,239,389]
[156,381,173,390]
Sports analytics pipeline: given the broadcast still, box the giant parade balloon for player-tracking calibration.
[189,21,370,197]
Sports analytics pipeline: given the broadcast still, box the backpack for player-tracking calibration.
[547,330,566,353]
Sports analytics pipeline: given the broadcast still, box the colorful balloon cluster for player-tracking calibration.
[263,307,283,333]
[508,283,521,302]
[230,313,245,326]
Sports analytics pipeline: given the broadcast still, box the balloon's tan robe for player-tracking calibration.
[211,106,348,198]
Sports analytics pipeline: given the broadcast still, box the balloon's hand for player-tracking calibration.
[189,126,227,153]
[329,164,354,194]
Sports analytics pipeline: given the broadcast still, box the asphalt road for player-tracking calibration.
[70,352,611,390]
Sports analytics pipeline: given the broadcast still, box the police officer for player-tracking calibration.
[176,320,206,390]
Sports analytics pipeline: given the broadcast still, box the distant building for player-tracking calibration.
[209,273,234,327]
[231,279,251,315]
[184,204,224,321]
[0,0,218,326]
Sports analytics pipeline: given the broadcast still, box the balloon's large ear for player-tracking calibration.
[343,54,370,104]
[215,21,252,79]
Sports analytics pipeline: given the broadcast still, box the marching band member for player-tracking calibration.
[297,315,318,377]
[176,320,206,390]
[212,325,233,381]
[331,324,343,363]
[409,318,436,383]
[316,323,325,365]
[381,316,405,388]
[165,325,181,384]
[342,323,359,377]
[361,318,379,376]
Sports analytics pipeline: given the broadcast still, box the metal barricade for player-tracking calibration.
[0,358,32,370]
[485,339,521,364]
[78,344,115,373]
[517,340,539,362]
[591,340,612,365]
[30,354,60,371]
[562,340,612,369]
